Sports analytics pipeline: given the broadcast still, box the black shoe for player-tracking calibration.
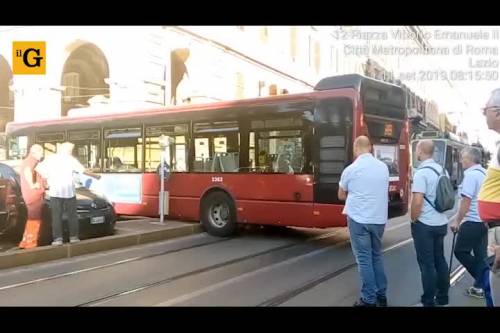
[376,296,387,307]
[435,297,449,306]
[353,298,376,307]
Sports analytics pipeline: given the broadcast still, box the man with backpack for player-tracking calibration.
[410,139,455,307]
[450,147,487,299]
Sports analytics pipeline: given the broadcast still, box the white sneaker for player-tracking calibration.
[466,286,484,299]
[69,237,80,244]
[51,239,63,246]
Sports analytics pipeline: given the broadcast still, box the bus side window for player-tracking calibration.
[36,132,65,158]
[8,136,28,160]
[104,128,143,173]
[258,130,304,174]
[71,136,101,172]
[42,142,59,157]
[193,121,240,173]
[144,124,188,173]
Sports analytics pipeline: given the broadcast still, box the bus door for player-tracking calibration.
[312,98,353,206]
[451,144,463,188]
[445,142,453,183]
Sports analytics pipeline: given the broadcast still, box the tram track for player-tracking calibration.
[259,212,460,306]
[79,220,436,306]
[150,212,457,306]
[257,238,414,306]
[0,226,343,294]
[76,228,348,306]
[0,236,231,292]
[0,227,347,305]
[0,212,456,306]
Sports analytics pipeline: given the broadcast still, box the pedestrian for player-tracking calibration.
[450,147,487,299]
[18,144,45,249]
[478,88,500,306]
[35,142,101,245]
[410,140,450,307]
[338,136,389,307]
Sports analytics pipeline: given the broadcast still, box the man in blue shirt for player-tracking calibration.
[450,147,487,299]
[410,139,450,307]
[339,136,389,307]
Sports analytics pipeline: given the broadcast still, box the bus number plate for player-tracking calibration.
[212,177,223,182]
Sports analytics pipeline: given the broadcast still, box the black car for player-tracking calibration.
[0,162,116,245]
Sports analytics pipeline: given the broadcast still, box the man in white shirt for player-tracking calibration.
[36,142,101,245]
[450,147,487,299]
[338,136,390,307]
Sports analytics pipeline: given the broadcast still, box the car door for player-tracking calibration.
[0,171,10,231]
[0,164,26,234]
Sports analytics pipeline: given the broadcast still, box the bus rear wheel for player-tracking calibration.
[201,191,237,237]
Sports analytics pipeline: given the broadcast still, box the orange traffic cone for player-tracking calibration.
[18,219,42,249]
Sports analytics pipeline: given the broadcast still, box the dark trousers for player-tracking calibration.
[454,221,488,288]
[411,221,449,306]
[50,196,78,241]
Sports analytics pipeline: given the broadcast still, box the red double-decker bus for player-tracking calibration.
[6,74,409,236]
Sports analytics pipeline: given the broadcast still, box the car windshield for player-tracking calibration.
[0,163,20,185]
[74,176,85,189]
[74,173,93,189]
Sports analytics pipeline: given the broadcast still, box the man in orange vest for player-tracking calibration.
[18,144,45,249]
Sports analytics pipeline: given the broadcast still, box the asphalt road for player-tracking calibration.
[0,210,486,306]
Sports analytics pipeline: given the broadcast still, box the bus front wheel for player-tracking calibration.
[201,191,237,237]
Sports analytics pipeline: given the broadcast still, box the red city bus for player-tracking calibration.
[6,74,409,236]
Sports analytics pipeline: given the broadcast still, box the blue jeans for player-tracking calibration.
[348,217,387,304]
[481,265,494,307]
[411,221,449,306]
[481,226,500,307]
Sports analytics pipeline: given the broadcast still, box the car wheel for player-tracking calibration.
[106,220,116,236]
[200,191,237,237]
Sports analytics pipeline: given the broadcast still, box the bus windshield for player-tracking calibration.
[411,140,445,169]
[373,144,399,180]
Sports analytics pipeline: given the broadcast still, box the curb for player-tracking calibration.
[0,223,203,270]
